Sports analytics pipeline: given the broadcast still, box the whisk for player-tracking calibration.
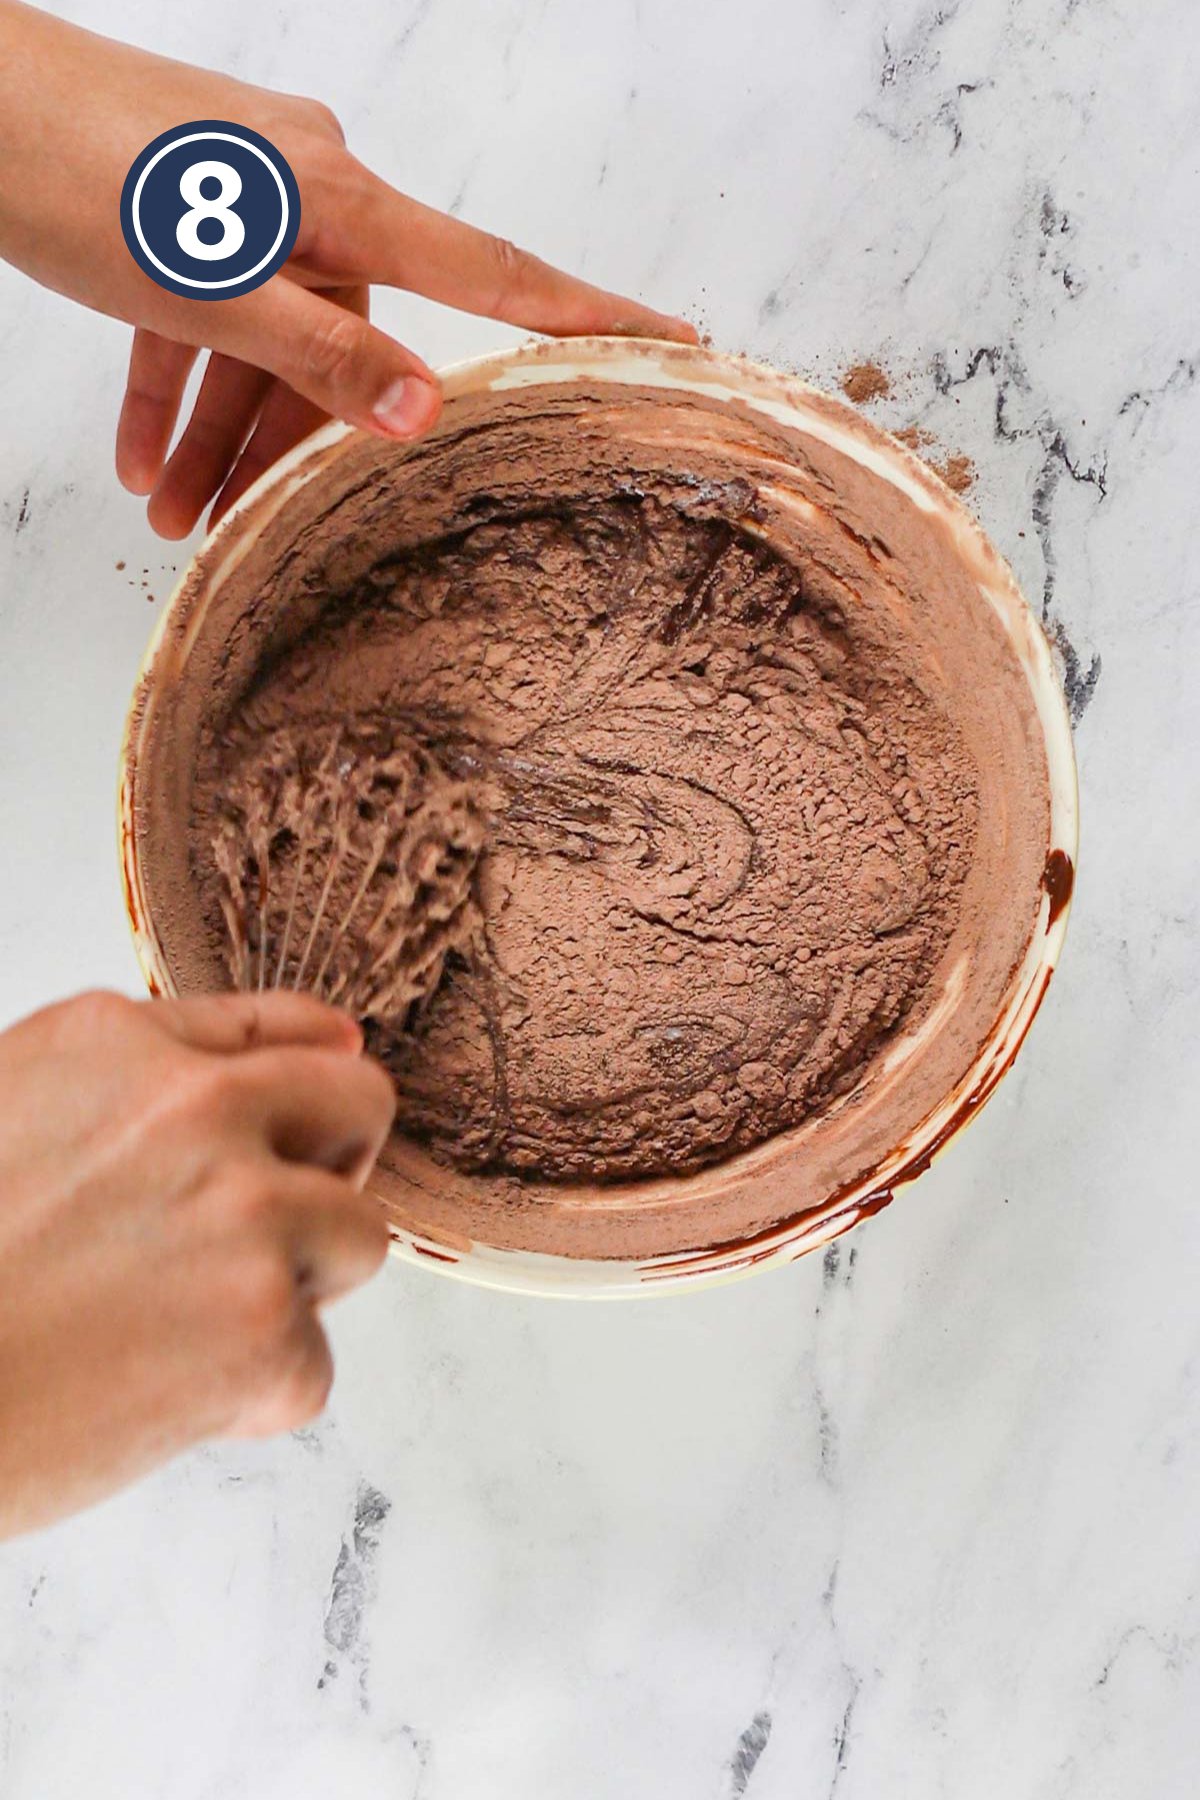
[212,717,485,1020]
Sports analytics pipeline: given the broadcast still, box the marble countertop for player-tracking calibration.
[2,1,1198,1794]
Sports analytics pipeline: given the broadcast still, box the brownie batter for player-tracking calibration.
[193,407,976,1184]
[131,359,1053,1259]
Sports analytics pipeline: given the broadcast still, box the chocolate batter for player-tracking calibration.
[132,358,1053,1259]
[204,479,975,1184]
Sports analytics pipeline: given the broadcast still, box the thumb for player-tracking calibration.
[213,279,443,441]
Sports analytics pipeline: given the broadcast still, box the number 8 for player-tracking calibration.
[176,159,245,262]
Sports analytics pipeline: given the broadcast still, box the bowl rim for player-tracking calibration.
[119,334,1080,1299]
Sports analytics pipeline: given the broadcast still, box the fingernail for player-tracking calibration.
[372,377,436,438]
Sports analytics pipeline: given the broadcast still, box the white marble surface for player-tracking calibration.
[2,0,1199,1793]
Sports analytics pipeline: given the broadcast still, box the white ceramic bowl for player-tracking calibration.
[121,337,1079,1298]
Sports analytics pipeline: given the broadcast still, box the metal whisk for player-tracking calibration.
[212,718,485,1020]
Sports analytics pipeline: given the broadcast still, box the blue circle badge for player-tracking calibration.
[120,120,301,301]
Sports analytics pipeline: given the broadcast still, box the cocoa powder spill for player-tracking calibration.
[840,361,892,405]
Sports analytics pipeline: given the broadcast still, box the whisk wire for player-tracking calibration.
[274,730,342,989]
[213,718,485,1021]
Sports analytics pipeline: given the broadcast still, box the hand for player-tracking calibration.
[0,3,697,540]
[0,988,396,1540]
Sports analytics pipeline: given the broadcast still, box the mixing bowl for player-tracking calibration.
[120,337,1078,1297]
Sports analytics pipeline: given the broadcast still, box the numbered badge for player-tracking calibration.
[120,119,301,301]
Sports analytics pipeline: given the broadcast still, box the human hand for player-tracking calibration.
[0,2,697,539]
[0,988,396,1541]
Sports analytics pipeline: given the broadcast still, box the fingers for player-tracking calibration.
[223,1306,336,1440]
[215,279,442,444]
[215,1167,389,1440]
[207,377,326,529]
[279,1169,390,1302]
[236,1044,396,1185]
[150,997,393,1180]
[160,288,370,534]
[346,166,698,343]
[115,330,198,495]
[146,352,272,540]
[149,990,362,1056]
[125,176,694,504]
[206,286,368,529]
